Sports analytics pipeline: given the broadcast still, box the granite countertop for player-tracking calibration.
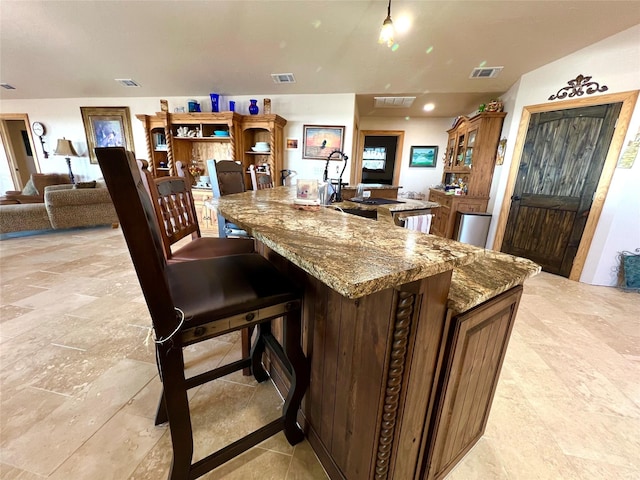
[448,250,541,314]
[215,186,483,299]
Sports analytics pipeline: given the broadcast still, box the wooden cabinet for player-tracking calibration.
[429,112,505,238]
[136,112,241,178]
[429,189,489,238]
[422,286,522,480]
[137,112,286,189]
[239,114,286,188]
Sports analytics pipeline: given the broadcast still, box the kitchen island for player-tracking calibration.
[216,186,538,480]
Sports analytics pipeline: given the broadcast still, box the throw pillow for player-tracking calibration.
[73,181,97,189]
[21,178,38,196]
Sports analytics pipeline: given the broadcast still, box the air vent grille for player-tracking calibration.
[115,78,141,87]
[470,67,503,79]
[271,73,296,84]
[1,83,16,90]
[374,96,416,108]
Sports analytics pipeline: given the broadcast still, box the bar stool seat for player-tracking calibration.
[96,147,309,480]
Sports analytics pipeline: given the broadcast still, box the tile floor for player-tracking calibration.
[0,226,638,479]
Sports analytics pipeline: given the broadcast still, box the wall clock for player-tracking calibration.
[31,121,49,158]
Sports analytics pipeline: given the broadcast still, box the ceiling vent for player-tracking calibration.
[115,78,141,87]
[470,67,503,79]
[271,73,296,84]
[1,83,16,90]
[374,96,416,108]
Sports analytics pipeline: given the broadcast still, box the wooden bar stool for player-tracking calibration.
[96,147,309,480]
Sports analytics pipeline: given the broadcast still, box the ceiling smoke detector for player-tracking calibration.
[469,67,503,79]
[271,73,296,84]
[374,96,416,108]
[115,78,141,87]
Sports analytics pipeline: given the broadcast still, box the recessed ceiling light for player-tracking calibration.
[423,103,435,112]
[1,83,16,90]
[115,78,141,87]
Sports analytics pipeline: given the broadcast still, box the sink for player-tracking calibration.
[336,207,377,220]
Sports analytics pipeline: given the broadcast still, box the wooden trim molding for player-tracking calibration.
[374,289,416,480]
[492,90,639,280]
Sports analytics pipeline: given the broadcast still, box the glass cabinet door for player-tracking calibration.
[464,129,477,166]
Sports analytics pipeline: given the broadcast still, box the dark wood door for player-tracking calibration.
[502,103,621,276]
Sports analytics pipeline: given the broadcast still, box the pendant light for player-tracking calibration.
[378,0,395,47]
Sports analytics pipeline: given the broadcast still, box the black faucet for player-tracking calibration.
[323,150,348,202]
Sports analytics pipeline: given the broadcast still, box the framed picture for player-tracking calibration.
[286,138,299,150]
[409,145,438,168]
[302,125,345,159]
[80,106,135,164]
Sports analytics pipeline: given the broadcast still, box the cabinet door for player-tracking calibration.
[432,205,450,237]
[463,129,478,167]
[423,286,523,480]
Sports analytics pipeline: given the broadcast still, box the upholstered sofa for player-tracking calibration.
[0,181,119,235]
[0,173,71,205]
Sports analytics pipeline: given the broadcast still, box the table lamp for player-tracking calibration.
[54,138,78,184]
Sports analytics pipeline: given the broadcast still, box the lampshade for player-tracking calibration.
[54,138,78,157]
[378,0,395,47]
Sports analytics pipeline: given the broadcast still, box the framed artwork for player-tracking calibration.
[286,138,299,150]
[409,145,438,167]
[302,125,345,159]
[80,106,134,164]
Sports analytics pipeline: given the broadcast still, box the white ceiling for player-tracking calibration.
[1,1,639,118]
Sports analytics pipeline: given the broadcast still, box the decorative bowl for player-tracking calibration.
[213,130,229,136]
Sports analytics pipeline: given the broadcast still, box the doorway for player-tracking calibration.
[352,130,404,186]
[0,114,40,193]
[493,90,638,280]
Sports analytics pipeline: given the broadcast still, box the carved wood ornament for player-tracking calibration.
[374,290,416,479]
[548,74,608,101]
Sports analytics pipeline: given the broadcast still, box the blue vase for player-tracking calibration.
[249,99,259,115]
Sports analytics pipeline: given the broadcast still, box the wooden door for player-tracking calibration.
[502,103,621,276]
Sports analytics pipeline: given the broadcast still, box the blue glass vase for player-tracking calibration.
[249,99,259,115]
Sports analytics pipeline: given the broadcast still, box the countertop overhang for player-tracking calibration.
[215,186,483,299]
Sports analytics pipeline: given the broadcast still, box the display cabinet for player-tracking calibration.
[239,114,286,187]
[429,112,506,238]
[136,112,241,178]
[137,112,286,189]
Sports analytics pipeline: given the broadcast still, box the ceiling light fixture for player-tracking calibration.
[378,0,395,47]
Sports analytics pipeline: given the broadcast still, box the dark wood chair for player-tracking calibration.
[249,164,274,190]
[207,159,251,239]
[96,147,309,480]
[136,159,254,262]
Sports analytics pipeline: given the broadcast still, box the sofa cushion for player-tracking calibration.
[21,178,38,196]
[73,181,97,189]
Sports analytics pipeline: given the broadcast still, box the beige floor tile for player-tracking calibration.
[48,411,165,480]
[0,463,46,479]
[1,228,639,479]
[0,359,156,476]
[287,440,329,479]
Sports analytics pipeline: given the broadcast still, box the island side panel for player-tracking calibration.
[422,286,523,480]
[388,271,453,480]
